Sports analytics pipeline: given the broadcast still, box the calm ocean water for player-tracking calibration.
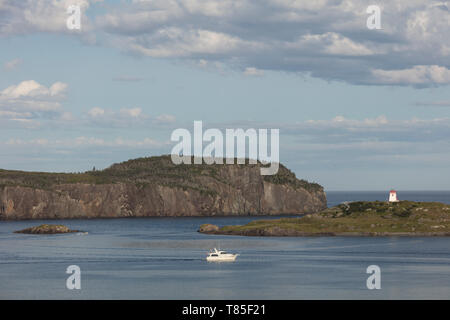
[0,191,449,300]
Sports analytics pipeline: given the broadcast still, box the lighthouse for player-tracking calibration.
[388,190,399,202]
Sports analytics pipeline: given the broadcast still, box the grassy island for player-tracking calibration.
[199,201,450,236]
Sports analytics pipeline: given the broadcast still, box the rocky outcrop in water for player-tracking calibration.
[198,224,220,233]
[0,155,326,220]
[14,224,80,234]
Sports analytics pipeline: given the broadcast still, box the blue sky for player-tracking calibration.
[1,0,449,191]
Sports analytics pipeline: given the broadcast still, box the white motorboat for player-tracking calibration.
[206,248,239,262]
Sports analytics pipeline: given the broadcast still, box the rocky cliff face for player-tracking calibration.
[0,156,326,220]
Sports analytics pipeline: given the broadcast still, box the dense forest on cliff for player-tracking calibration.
[0,155,322,194]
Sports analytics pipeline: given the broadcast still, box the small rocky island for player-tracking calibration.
[199,201,450,236]
[14,224,81,234]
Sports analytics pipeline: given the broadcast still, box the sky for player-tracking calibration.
[0,0,449,191]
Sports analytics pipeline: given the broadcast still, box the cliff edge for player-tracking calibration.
[0,155,326,220]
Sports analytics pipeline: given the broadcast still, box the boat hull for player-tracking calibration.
[206,255,238,262]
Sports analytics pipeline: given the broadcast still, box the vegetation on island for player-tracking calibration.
[199,201,450,236]
[0,155,322,195]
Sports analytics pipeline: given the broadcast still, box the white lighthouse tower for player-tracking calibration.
[389,190,399,202]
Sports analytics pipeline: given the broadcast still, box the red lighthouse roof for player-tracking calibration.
[390,190,396,193]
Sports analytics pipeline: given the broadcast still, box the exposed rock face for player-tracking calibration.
[0,156,327,220]
[14,224,80,234]
[198,224,220,233]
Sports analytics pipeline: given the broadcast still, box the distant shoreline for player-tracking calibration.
[2,213,307,222]
[200,230,450,237]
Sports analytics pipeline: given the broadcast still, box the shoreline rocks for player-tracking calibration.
[200,228,450,237]
[14,224,81,234]
[198,224,219,233]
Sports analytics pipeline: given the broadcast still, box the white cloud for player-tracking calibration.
[280,115,450,147]
[1,1,449,87]
[291,32,375,56]
[271,0,329,11]
[85,109,177,126]
[0,80,67,99]
[243,67,264,77]
[123,28,262,58]
[120,107,142,118]
[155,114,176,124]
[0,0,93,36]
[182,0,245,16]
[92,0,450,87]
[85,107,150,127]
[2,80,43,98]
[88,107,105,117]
[0,80,68,121]
[49,82,68,96]
[372,65,450,86]
[305,115,390,128]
